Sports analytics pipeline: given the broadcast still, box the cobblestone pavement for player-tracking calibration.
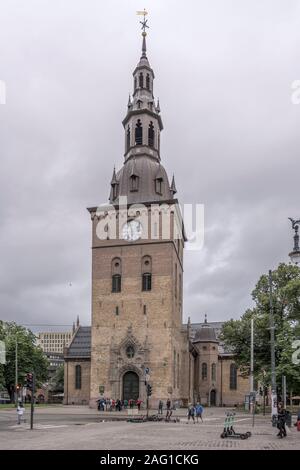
[0,406,299,450]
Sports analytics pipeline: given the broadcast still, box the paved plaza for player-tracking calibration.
[0,406,299,450]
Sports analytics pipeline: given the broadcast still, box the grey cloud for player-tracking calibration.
[0,1,299,330]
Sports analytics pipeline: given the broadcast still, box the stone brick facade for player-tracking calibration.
[64,359,90,405]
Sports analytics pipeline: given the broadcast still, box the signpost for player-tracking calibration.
[26,372,35,430]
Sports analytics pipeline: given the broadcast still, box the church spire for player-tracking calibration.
[142,32,147,58]
[110,166,118,185]
[109,14,173,205]
[170,175,177,196]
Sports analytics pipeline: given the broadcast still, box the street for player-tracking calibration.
[0,406,299,450]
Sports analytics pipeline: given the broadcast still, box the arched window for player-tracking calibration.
[148,121,154,147]
[230,364,237,390]
[139,72,144,88]
[202,362,207,380]
[211,363,216,381]
[134,76,137,91]
[142,256,152,291]
[135,120,143,145]
[112,258,121,293]
[146,73,150,90]
[130,175,139,192]
[75,365,81,389]
[126,126,130,151]
[126,345,135,358]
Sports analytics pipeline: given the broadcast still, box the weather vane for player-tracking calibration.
[136,8,149,36]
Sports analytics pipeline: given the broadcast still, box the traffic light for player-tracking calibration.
[26,373,33,391]
[147,384,152,397]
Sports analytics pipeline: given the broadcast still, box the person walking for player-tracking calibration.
[136,399,142,411]
[17,402,24,425]
[277,402,287,438]
[187,403,195,423]
[158,400,163,415]
[195,403,204,423]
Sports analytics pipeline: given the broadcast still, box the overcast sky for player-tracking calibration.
[0,0,299,331]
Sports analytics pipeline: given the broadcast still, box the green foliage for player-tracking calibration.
[220,263,300,393]
[49,364,64,392]
[0,321,49,399]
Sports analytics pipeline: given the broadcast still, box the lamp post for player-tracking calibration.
[288,218,300,265]
[268,270,277,424]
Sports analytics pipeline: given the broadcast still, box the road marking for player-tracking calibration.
[9,424,69,430]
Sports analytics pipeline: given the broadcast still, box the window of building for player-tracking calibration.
[115,306,119,316]
[146,73,150,90]
[211,363,216,381]
[112,274,121,293]
[202,362,207,380]
[134,76,137,91]
[130,174,139,192]
[155,178,163,195]
[142,256,152,291]
[148,121,154,147]
[139,72,143,88]
[126,345,135,358]
[135,119,143,145]
[75,365,81,390]
[112,258,121,293]
[230,364,237,390]
[142,273,152,291]
[126,126,130,151]
[143,305,147,315]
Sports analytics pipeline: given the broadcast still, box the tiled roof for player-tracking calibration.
[65,327,91,358]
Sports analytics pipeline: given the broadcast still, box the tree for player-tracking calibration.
[0,321,49,401]
[49,364,64,393]
[220,263,300,394]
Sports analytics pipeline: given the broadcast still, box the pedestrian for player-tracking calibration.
[195,403,204,423]
[17,402,24,425]
[158,400,163,415]
[187,403,195,423]
[165,408,173,422]
[295,409,300,431]
[136,399,142,411]
[124,399,128,409]
[277,402,287,438]
[166,398,171,411]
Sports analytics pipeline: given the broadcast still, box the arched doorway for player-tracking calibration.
[123,371,139,401]
[210,389,216,406]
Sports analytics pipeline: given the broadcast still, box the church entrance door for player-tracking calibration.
[210,389,216,406]
[123,371,139,401]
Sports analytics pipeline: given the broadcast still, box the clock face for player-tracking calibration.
[122,220,142,241]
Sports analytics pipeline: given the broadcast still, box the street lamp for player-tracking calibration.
[288,218,300,265]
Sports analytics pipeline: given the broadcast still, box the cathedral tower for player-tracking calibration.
[88,26,186,407]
